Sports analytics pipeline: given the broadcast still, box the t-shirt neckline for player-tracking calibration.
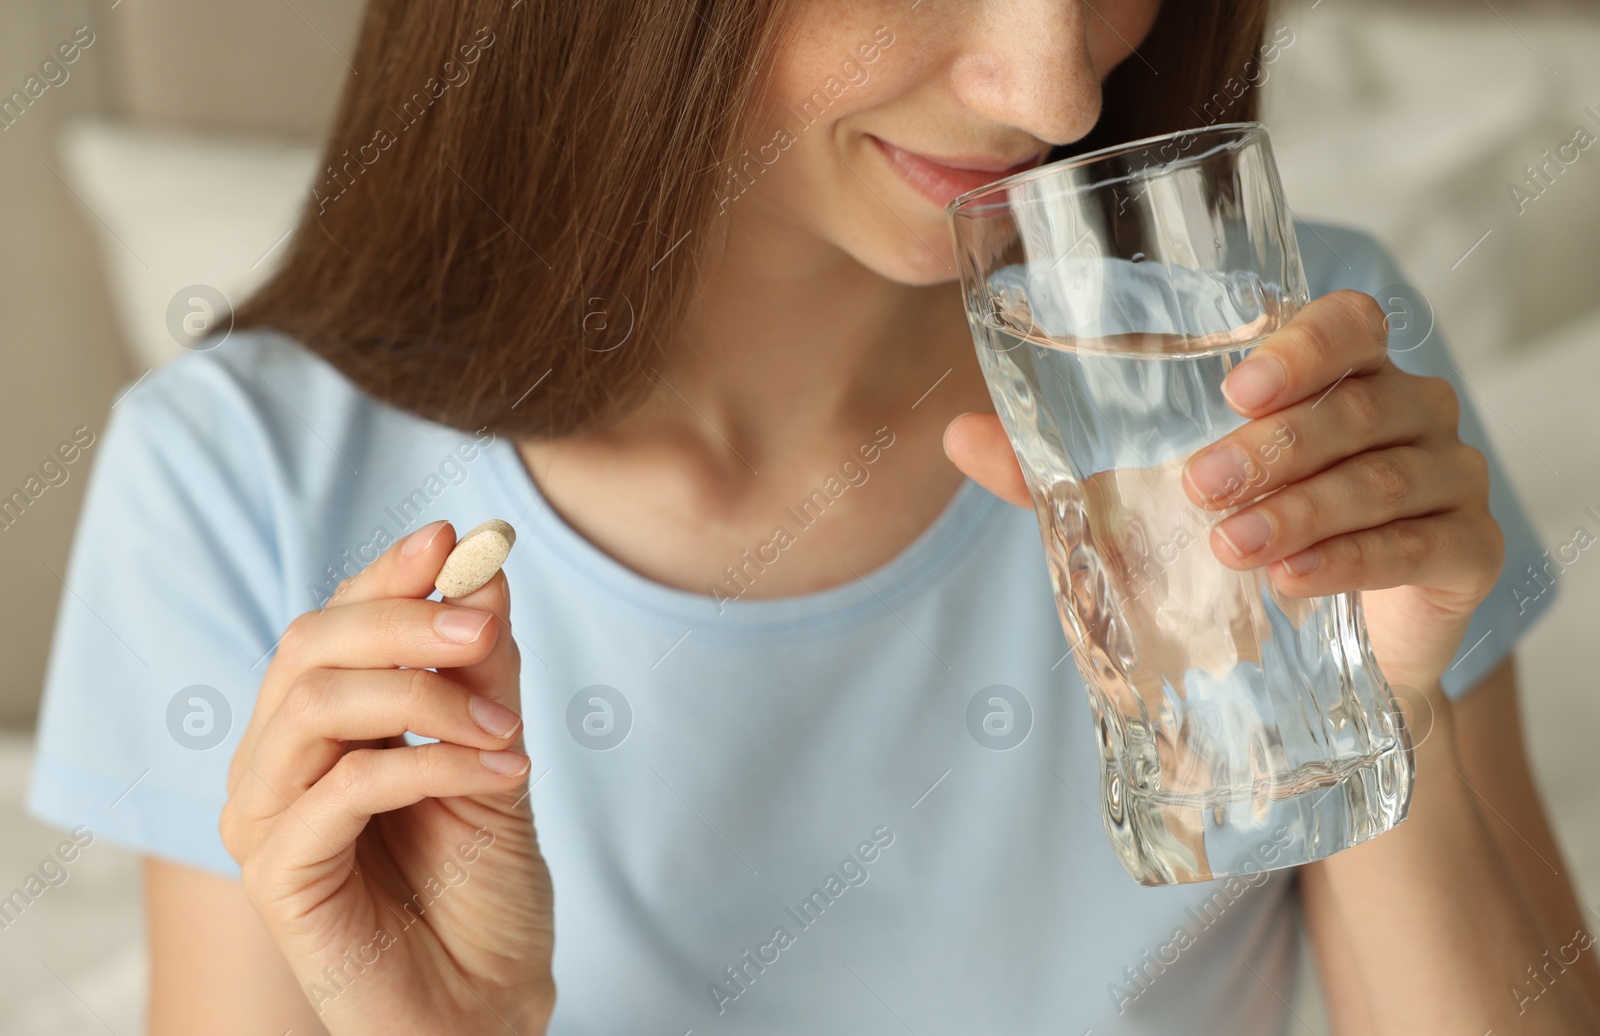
[482,435,1003,633]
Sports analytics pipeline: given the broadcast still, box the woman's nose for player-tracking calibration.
[948,0,1106,146]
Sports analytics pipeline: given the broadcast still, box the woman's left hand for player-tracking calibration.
[944,288,1505,696]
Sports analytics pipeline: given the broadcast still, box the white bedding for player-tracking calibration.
[0,729,144,1035]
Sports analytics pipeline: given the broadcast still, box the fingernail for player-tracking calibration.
[479,750,530,776]
[1282,549,1320,576]
[942,413,976,446]
[1216,512,1272,557]
[1223,356,1285,411]
[469,694,522,738]
[1185,445,1249,503]
[403,520,449,558]
[436,608,492,643]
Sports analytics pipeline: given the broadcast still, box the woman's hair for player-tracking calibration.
[233,0,1274,439]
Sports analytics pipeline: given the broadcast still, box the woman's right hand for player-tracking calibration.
[220,519,555,1034]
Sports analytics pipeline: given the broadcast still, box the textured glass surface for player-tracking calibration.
[950,124,1414,885]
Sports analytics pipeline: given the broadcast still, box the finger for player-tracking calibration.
[233,537,499,797]
[242,667,522,810]
[244,743,530,883]
[237,598,501,768]
[1261,510,1502,602]
[275,597,499,675]
[323,519,455,609]
[1182,372,1454,510]
[1220,290,1390,417]
[440,567,523,719]
[1206,445,1477,571]
[943,412,1030,509]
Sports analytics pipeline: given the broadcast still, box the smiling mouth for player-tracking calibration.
[867,135,1048,209]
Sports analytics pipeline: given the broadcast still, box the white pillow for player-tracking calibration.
[58,118,319,372]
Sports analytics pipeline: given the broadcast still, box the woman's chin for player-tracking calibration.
[847,235,961,288]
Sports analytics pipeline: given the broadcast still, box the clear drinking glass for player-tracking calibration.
[948,122,1414,886]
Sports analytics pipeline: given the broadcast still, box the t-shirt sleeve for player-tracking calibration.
[1294,222,1557,700]
[25,354,286,878]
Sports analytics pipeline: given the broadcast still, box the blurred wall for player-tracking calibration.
[0,0,129,726]
[0,0,362,724]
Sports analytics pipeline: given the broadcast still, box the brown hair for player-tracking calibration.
[234,0,1274,440]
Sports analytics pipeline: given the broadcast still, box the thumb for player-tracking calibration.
[943,412,1032,509]
[438,565,532,823]
[440,560,523,726]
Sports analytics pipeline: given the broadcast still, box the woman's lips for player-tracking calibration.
[868,135,1046,209]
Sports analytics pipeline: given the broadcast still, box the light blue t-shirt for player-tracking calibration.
[27,221,1557,1034]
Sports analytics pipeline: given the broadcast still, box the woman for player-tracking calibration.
[28,0,1600,1032]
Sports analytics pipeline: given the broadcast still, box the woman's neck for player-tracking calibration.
[631,208,976,467]
[511,207,992,598]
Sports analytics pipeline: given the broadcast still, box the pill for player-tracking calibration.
[434,519,516,598]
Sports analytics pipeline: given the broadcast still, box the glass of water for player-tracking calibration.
[947,122,1414,886]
